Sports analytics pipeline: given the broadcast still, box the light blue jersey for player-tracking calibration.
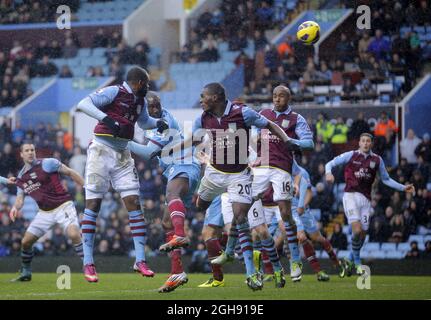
[0,176,8,185]
[129,109,201,207]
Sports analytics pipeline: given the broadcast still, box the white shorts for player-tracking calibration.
[252,167,293,201]
[198,165,253,204]
[221,193,266,228]
[27,201,79,239]
[342,192,371,231]
[85,140,140,199]
[263,205,282,225]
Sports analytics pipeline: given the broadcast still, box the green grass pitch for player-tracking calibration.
[0,273,430,300]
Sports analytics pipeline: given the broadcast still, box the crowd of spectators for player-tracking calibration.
[0,28,154,109]
[179,0,302,64]
[238,0,431,104]
[0,110,430,264]
[0,0,79,25]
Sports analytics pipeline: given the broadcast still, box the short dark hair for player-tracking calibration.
[126,66,149,82]
[204,82,226,101]
[360,132,374,141]
[20,141,35,151]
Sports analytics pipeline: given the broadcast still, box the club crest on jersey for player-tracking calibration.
[281,119,290,128]
[370,161,376,169]
[228,123,237,132]
[30,172,37,179]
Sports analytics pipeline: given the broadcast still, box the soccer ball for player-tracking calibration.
[296,21,320,45]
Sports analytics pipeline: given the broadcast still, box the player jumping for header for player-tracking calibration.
[127,92,201,293]
[325,133,415,276]
[77,67,168,283]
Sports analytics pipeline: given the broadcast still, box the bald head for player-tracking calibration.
[272,85,291,111]
[146,91,162,118]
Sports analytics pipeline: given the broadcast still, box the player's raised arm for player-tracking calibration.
[128,140,162,160]
[59,164,85,187]
[325,151,354,183]
[290,114,314,151]
[378,157,415,193]
[77,86,121,136]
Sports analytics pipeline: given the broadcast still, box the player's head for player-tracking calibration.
[272,85,291,111]
[200,82,226,112]
[126,66,150,97]
[20,142,36,164]
[146,91,162,118]
[359,133,373,153]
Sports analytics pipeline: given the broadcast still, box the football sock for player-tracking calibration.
[225,223,238,257]
[237,222,255,276]
[166,230,183,274]
[128,210,147,263]
[321,238,339,267]
[302,239,321,273]
[21,248,34,272]
[81,208,98,265]
[253,240,262,252]
[261,250,274,274]
[261,237,282,272]
[351,233,364,266]
[285,222,301,263]
[205,238,223,281]
[168,199,186,237]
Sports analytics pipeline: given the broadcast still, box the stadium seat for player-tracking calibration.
[397,242,410,251]
[368,250,386,259]
[385,251,405,259]
[408,235,424,244]
[336,250,350,259]
[363,242,380,251]
[376,83,394,94]
[381,243,396,251]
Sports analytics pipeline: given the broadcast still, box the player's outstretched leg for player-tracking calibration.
[81,208,99,283]
[11,232,37,282]
[160,199,190,252]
